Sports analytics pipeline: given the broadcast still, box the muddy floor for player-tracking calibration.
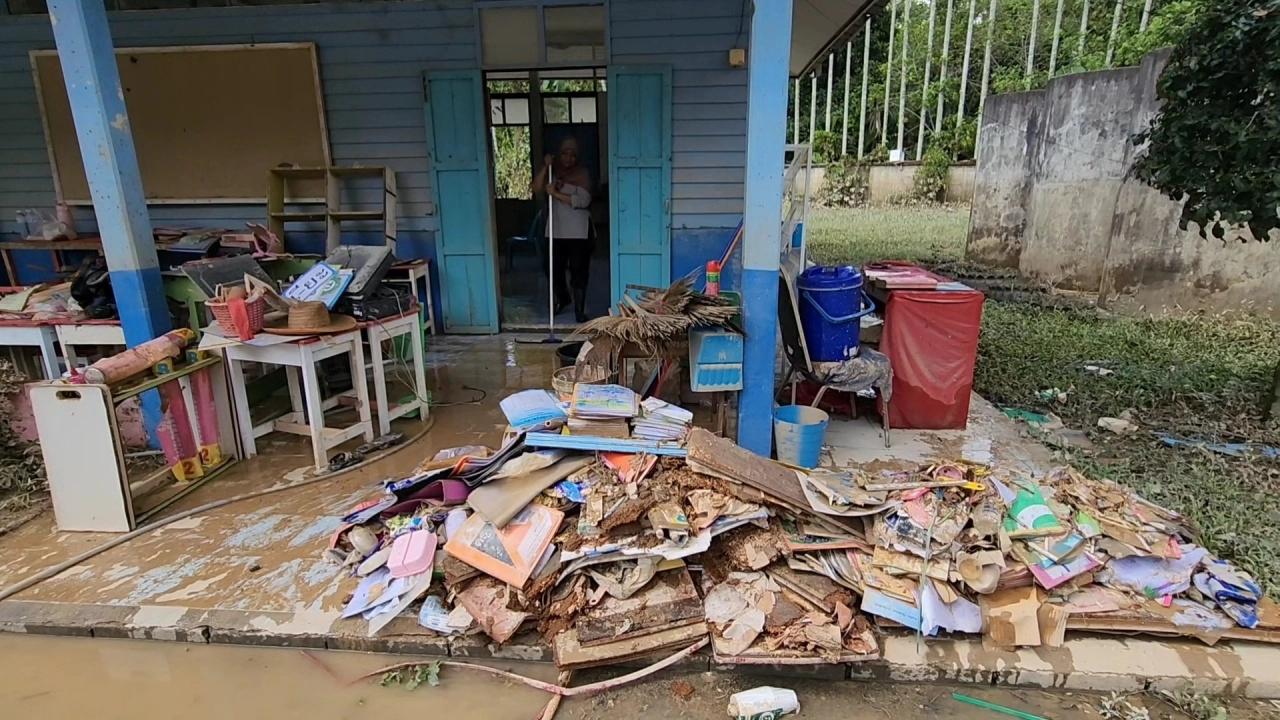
[2,635,1274,720]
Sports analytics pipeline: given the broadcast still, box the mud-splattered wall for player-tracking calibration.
[967,50,1280,315]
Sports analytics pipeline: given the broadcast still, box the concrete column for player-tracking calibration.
[49,0,169,439]
[738,0,792,456]
[48,0,169,350]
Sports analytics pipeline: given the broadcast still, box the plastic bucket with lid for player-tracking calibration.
[774,405,829,469]
[796,265,874,361]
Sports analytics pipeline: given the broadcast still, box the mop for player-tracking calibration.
[518,162,563,345]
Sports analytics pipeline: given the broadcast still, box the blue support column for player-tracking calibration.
[737,0,793,456]
[49,0,169,434]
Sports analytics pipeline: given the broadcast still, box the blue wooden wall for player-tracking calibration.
[0,0,747,297]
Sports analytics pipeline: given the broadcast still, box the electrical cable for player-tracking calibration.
[0,419,433,605]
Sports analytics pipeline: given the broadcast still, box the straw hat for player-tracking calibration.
[262,301,357,336]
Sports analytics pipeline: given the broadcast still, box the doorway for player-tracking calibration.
[487,71,611,330]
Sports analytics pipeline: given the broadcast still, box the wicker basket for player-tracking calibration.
[552,364,611,401]
[207,293,266,337]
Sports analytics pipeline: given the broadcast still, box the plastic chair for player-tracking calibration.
[505,210,545,271]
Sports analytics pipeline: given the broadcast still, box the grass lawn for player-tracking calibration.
[811,204,1280,595]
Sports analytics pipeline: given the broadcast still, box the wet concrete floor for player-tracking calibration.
[0,335,1060,645]
[6,633,1263,720]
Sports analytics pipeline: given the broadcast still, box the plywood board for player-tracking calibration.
[29,384,133,532]
[32,43,329,203]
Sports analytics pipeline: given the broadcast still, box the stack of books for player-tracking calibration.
[567,384,639,438]
[632,397,694,441]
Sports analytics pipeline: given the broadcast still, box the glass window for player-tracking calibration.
[544,4,606,64]
[543,97,570,124]
[569,96,597,123]
[480,6,540,67]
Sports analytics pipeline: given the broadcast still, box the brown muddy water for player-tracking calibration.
[4,634,1273,720]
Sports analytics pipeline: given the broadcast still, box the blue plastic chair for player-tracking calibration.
[506,210,545,271]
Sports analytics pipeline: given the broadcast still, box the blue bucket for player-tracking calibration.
[796,266,875,362]
[774,405,829,469]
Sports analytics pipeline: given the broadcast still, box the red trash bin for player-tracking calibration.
[879,288,985,430]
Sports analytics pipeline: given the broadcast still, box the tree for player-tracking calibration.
[1132,0,1279,240]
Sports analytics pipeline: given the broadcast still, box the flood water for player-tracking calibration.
[0,635,557,719]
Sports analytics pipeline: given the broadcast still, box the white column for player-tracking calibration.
[841,40,853,155]
[896,0,913,156]
[858,19,871,157]
[935,0,956,129]
[917,0,941,158]
[957,0,977,123]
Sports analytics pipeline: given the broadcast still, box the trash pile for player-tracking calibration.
[326,394,1279,669]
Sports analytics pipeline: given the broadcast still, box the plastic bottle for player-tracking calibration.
[705,260,721,297]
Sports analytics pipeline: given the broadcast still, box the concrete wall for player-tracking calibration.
[797,163,976,204]
[968,50,1280,312]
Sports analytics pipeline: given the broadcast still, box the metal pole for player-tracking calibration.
[792,78,800,142]
[1139,0,1153,32]
[977,0,999,135]
[881,0,899,148]
[841,40,853,155]
[858,19,871,157]
[808,73,817,142]
[917,0,940,158]
[1105,0,1123,66]
[824,53,834,132]
[1048,0,1065,76]
[1076,0,1090,61]
[935,0,956,130]
[896,0,912,156]
[1025,0,1041,88]
[957,0,977,123]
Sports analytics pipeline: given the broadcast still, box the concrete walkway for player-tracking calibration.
[2,335,1279,697]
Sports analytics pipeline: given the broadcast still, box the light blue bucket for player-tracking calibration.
[774,405,829,469]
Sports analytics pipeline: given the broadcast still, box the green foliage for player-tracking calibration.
[812,130,842,164]
[1133,0,1280,240]
[380,662,441,691]
[816,146,889,208]
[492,126,531,200]
[911,142,952,202]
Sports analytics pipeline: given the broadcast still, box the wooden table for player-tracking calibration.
[49,320,125,370]
[0,321,60,379]
[356,309,429,435]
[220,329,374,472]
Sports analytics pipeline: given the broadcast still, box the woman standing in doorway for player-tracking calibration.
[532,135,593,323]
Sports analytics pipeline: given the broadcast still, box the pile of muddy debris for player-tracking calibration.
[326,382,1280,670]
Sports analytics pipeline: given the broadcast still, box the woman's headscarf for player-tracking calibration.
[552,135,593,192]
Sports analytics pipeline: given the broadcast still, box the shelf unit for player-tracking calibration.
[267,166,397,254]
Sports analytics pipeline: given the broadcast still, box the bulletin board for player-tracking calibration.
[32,43,331,203]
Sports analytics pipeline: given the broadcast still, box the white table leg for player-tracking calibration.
[37,328,59,380]
[366,326,391,436]
[226,355,257,458]
[285,366,304,418]
[422,269,435,335]
[410,312,429,421]
[298,343,329,471]
[349,334,374,442]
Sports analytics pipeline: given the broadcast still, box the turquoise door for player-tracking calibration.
[608,66,672,301]
[424,71,498,333]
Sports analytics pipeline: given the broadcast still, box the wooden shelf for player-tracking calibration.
[329,211,384,221]
[270,167,326,178]
[268,166,397,254]
[269,211,326,222]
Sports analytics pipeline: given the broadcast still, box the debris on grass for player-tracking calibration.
[380,661,441,691]
[1098,692,1152,720]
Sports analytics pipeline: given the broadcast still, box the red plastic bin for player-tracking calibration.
[879,288,985,430]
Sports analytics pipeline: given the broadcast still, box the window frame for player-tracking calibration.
[474,0,609,71]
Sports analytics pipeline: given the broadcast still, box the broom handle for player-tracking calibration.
[547,164,555,332]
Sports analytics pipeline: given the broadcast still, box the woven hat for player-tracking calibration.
[262,301,357,336]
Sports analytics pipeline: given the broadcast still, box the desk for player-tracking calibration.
[0,322,59,379]
[222,329,374,471]
[384,260,435,335]
[51,321,125,370]
[353,310,429,435]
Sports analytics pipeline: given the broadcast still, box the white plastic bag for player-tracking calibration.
[727,686,799,720]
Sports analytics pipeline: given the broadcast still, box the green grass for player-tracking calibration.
[806,204,970,267]
[811,204,1280,594]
